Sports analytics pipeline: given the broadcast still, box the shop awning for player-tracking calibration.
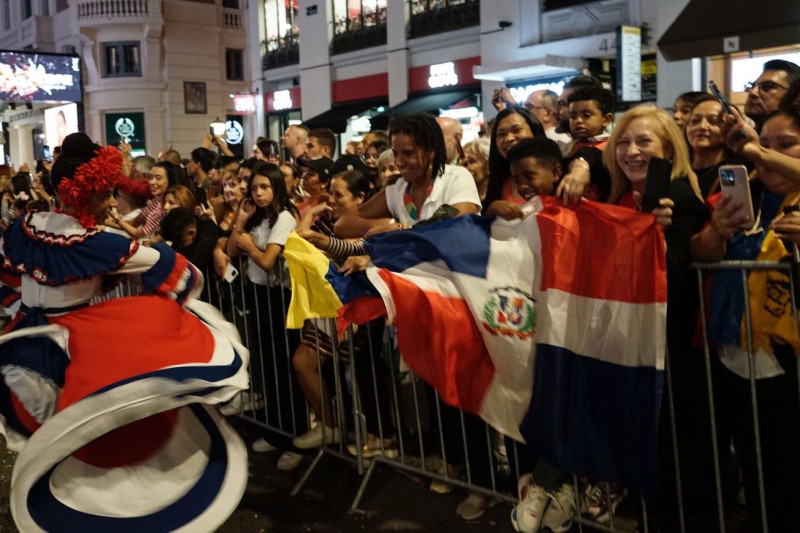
[369,89,477,130]
[303,99,387,133]
[386,89,476,115]
[658,0,800,61]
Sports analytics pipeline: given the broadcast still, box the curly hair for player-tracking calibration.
[388,113,447,181]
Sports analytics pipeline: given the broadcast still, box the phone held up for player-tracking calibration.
[223,262,239,283]
[708,81,732,115]
[640,157,672,213]
[718,164,754,229]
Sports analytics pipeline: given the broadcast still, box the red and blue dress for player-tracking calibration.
[0,210,250,532]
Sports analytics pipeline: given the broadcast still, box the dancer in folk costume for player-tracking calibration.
[0,133,249,532]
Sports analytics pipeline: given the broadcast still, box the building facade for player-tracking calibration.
[0,0,252,166]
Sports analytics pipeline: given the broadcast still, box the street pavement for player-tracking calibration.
[0,418,516,532]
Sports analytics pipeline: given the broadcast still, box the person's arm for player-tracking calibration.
[226,200,254,258]
[334,188,393,238]
[213,237,230,277]
[662,180,707,271]
[297,203,332,232]
[690,195,749,263]
[238,239,283,271]
[722,106,800,183]
[110,210,147,239]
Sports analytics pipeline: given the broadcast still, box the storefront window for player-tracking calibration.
[262,0,299,70]
[331,0,387,55]
[408,0,479,39]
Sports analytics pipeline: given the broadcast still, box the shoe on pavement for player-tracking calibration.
[293,425,340,449]
[276,451,303,471]
[543,483,576,533]
[429,462,462,494]
[457,493,487,521]
[584,482,628,523]
[511,474,549,533]
[346,433,399,459]
[251,437,277,453]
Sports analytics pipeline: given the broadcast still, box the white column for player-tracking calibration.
[386,1,408,108]
[652,0,700,108]
[12,124,34,168]
[298,0,332,121]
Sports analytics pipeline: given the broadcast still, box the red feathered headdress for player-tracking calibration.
[57,146,127,228]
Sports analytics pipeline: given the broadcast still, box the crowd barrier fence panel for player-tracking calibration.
[198,259,799,533]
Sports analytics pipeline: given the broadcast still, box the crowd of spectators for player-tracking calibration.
[3,57,800,533]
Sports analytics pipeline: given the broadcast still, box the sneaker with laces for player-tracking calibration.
[251,437,278,453]
[346,433,399,459]
[276,451,303,471]
[456,493,487,521]
[292,425,340,449]
[542,483,576,532]
[511,474,549,533]
[584,483,627,523]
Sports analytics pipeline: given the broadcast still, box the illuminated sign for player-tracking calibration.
[225,119,244,145]
[273,90,293,111]
[233,93,256,115]
[428,62,459,89]
[0,50,81,103]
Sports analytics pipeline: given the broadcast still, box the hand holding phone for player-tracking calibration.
[709,81,733,115]
[223,262,238,283]
[641,157,672,213]
[718,164,754,229]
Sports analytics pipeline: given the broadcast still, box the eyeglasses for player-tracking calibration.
[523,104,547,112]
[744,81,789,93]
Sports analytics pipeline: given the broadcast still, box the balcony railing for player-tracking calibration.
[222,7,242,29]
[262,38,299,70]
[76,0,152,20]
[331,22,387,55]
[408,0,479,39]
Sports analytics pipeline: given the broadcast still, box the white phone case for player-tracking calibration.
[719,165,754,229]
[223,262,239,283]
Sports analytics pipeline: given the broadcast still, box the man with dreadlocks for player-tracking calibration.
[0,132,249,532]
[334,112,481,237]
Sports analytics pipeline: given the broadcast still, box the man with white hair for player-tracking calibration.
[524,90,571,146]
[436,116,463,164]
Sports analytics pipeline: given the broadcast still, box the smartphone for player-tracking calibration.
[641,157,672,213]
[708,81,732,115]
[195,187,207,206]
[43,146,51,161]
[223,262,239,283]
[719,164,754,229]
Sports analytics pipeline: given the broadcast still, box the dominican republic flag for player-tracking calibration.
[342,197,667,498]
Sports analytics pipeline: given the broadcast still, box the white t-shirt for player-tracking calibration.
[246,209,296,287]
[385,165,481,226]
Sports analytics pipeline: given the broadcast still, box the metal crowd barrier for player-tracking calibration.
[197,259,800,533]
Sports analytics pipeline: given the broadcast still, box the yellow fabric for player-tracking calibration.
[284,232,343,329]
[742,193,800,355]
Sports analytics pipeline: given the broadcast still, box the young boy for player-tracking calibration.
[566,85,615,202]
[486,136,563,220]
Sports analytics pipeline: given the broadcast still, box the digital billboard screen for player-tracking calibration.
[0,50,81,103]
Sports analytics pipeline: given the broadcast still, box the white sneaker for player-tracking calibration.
[456,493,487,521]
[292,425,340,449]
[511,474,549,533]
[543,484,576,533]
[220,392,264,416]
[251,438,277,453]
[276,451,303,471]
